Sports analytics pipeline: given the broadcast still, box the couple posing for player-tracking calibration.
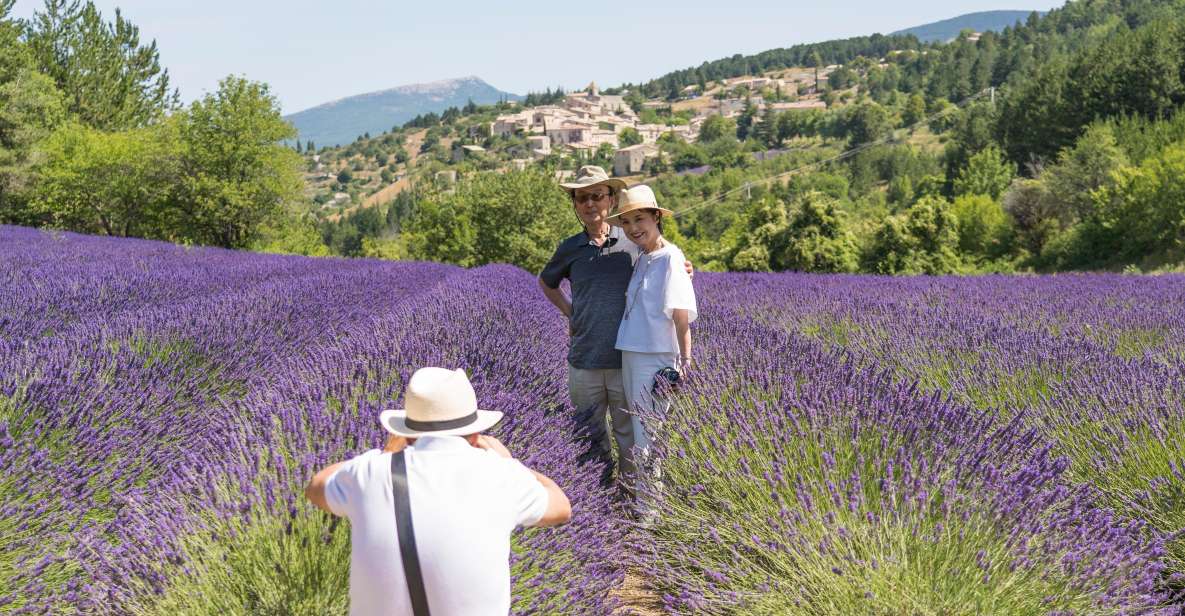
[303,165,695,615]
[540,165,698,489]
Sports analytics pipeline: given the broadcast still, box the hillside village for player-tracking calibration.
[303,65,840,220]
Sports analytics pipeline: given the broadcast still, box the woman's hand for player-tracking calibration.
[680,355,694,373]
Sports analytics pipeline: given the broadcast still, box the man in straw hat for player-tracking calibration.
[305,367,571,616]
[538,165,690,491]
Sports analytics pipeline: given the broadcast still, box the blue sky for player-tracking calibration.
[12,0,1063,115]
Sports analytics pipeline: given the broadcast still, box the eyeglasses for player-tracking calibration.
[574,192,611,204]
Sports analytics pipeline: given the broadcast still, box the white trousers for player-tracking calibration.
[620,350,678,460]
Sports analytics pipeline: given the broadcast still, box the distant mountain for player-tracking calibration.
[285,76,521,147]
[892,10,1042,43]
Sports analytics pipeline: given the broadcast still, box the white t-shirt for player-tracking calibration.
[324,436,550,616]
[615,242,698,354]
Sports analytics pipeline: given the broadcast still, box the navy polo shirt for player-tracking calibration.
[539,227,636,369]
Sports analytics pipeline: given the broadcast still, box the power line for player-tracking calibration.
[671,88,993,220]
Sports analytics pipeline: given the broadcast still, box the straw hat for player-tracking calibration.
[605,185,674,226]
[379,368,503,437]
[559,165,626,194]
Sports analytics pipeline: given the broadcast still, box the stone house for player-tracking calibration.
[613,143,659,177]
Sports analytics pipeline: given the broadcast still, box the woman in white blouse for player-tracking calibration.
[605,185,697,470]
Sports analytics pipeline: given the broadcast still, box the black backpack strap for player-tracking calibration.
[391,450,431,616]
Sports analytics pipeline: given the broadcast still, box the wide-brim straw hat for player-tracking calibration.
[379,367,503,437]
[559,165,626,194]
[605,184,674,226]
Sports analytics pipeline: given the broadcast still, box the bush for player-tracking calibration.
[950,194,1011,259]
[865,196,963,274]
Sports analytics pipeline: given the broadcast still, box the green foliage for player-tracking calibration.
[27,76,302,248]
[950,194,1011,259]
[30,120,177,237]
[654,391,1121,615]
[998,19,1185,164]
[902,93,926,127]
[843,102,892,146]
[172,76,304,248]
[26,0,177,130]
[252,210,331,257]
[726,196,788,272]
[130,505,352,615]
[0,68,66,221]
[1088,143,1185,267]
[403,169,572,272]
[866,196,963,274]
[952,145,1014,200]
[618,126,642,147]
[779,192,860,273]
[1040,124,1127,223]
[698,115,736,143]
[1002,178,1060,258]
[943,102,998,187]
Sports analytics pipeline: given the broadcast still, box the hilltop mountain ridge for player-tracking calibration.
[892,10,1043,42]
[285,76,520,147]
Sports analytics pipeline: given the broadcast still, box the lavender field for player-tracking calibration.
[2,224,1184,615]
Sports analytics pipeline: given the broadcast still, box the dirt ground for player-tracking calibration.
[611,569,665,616]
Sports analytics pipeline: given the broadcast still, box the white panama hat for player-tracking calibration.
[379,367,503,437]
[605,184,674,226]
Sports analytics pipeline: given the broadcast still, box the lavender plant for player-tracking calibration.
[3,225,1183,615]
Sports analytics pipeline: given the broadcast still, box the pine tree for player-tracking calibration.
[26,0,177,130]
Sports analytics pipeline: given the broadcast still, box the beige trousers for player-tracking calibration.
[567,365,636,482]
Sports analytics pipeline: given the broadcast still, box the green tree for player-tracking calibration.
[403,169,572,272]
[776,192,859,272]
[866,195,963,274]
[844,101,891,146]
[952,145,1015,200]
[808,50,824,91]
[698,115,736,143]
[252,210,330,256]
[30,120,177,237]
[755,107,781,148]
[1041,124,1127,223]
[950,193,1012,258]
[26,0,177,130]
[0,0,26,80]
[1090,143,1185,266]
[902,93,926,128]
[1001,177,1059,258]
[736,98,757,141]
[726,196,787,272]
[0,69,66,222]
[171,76,304,248]
[619,126,643,147]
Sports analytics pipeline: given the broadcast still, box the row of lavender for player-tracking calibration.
[5,223,1183,614]
[0,226,626,614]
[639,272,1185,613]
